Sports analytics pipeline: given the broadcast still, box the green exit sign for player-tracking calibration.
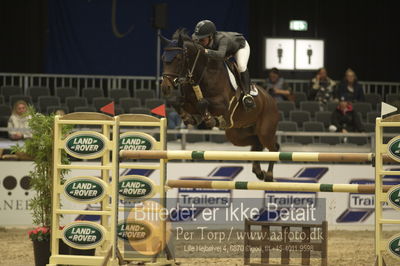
[290,20,308,31]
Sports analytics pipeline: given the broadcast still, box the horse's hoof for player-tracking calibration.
[255,172,264,181]
[263,171,273,182]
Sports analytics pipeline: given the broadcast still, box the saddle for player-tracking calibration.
[224,58,258,96]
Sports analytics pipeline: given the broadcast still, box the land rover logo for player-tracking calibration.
[387,234,400,258]
[118,175,156,201]
[387,136,400,162]
[63,222,105,249]
[64,131,107,159]
[387,185,400,210]
[64,176,107,203]
[117,220,152,241]
[119,132,155,151]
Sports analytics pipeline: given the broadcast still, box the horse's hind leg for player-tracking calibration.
[251,140,269,181]
[264,139,280,182]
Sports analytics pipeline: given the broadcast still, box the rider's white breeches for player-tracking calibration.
[234,40,250,73]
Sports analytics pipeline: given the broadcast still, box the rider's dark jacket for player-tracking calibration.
[206,32,246,59]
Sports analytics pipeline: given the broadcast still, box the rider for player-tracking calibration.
[191,20,256,111]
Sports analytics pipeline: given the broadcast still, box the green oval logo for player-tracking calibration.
[387,137,400,162]
[119,133,154,151]
[63,222,105,249]
[388,185,400,210]
[64,177,106,203]
[118,175,156,201]
[117,221,152,241]
[388,235,400,258]
[65,132,106,159]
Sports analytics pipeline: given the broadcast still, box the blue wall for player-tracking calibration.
[46,0,248,76]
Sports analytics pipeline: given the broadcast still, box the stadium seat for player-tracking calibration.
[145,98,165,109]
[109,88,130,104]
[74,106,96,112]
[352,102,372,120]
[276,101,295,120]
[0,104,11,117]
[1,86,24,102]
[295,121,324,145]
[66,97,88,112]
[289,110,310,128]
[55,87,78,103]
[300,101,322,117]
[367,111,379,124]
[386,93,400,105]
[38,96,61,113]
[82,88,104,104]
[27,87,51,103]
[277,121,297,143]
[129,107,150,115]
[325,101,338,112]
[364,93,382,110]
[315,111,332,129]
[134,90,155,105]
[293,92,307,108]
[120,98,141,113]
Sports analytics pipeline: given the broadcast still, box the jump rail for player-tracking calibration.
[166,180,392,194]
[120,150,396,163]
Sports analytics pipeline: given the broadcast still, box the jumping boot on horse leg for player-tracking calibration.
[240,70,256,111]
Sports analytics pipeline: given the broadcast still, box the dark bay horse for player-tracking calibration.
[160,30,279,181]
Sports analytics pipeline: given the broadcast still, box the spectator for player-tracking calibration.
[308,67,337,105]
[337,68,365,102]
[8,100,32,140]
[167,110,182,129]
[263,68,293,101]
[329,96,364,133]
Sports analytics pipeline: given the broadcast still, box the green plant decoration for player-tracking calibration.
[12,106,73,228]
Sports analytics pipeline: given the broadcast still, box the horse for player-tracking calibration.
[160,29,279,182]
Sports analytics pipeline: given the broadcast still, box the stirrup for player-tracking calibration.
[242,94,256,111]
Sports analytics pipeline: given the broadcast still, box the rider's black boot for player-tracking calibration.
[240,69,256,111]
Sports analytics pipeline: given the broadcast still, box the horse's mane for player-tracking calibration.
[172,28,192,42]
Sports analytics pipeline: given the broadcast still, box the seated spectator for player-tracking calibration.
[167,110,182,129]
[308,67,337,105]
[329,96,364,133]
[55,109,66,116]
[337,68,365,102]
[8,100,32,140]
[262,68,293,101]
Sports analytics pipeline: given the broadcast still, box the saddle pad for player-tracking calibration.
[225,63,258,96]
[225,63,239,90]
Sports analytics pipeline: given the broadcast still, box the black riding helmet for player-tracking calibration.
[192,20,216,41]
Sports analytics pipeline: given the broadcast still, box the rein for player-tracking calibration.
[162,42,207,88]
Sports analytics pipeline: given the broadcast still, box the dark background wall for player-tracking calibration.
[249,0,400,81]
[0,0,399,82]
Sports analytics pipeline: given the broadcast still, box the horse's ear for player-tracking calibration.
[159,34,172,46]
[177,34,184,47]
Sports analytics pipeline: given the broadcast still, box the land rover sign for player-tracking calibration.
[387,233,400,259]
[119,132,156,151]
[64,176,107,203]
[62,222,105,249]
[387,185,400,210]
[387,136,400,163]
[117,220,152,241]
[64,131,107,159]
[118,175,156,201]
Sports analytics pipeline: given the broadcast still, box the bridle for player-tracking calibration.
[162,42,206,89]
